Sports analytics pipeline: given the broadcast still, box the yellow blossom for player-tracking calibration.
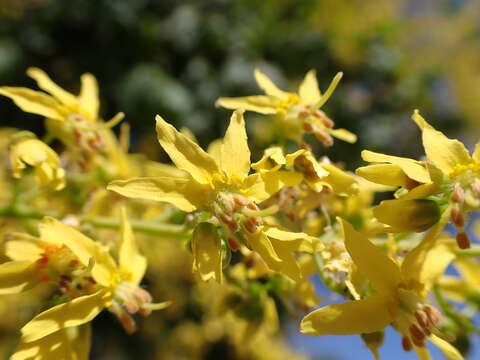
[108,110,320,282]
[216,69,356,146]
[13,209,168,351]
[300,212,462,359]
[9,134,65,190]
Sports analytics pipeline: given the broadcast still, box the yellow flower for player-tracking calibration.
[252,147,358,195]
[0,68,123,154]
[216,69,356,146]
[9,134,65,190]
[412,110,480,248]
[108,110,319,282]
[300,213,463,360]
[15,209,168,348]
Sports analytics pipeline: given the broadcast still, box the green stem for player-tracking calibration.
[455,245,480,257]
[83,216,191,239]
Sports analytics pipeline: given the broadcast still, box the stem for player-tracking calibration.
[83,216,191,239]
[455,245,480,257]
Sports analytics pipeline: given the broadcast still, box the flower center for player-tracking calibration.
[393,288,442,351]
[212,192,277,251]
[108,281,155,334]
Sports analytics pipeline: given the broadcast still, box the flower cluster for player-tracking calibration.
[0,67,477,360]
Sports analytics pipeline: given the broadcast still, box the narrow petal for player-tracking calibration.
[340,218,402,295]
[356,164,410,187]
[220,110,251,179]
[119,207,147,285]
[298,70,321,104]
[27,68,77,105]
[321,163,358,196]
[155,115,218,184]
[207,139,222,165]
[0,260,36,294]
[401,209,452,293]
[39,217,117,287]
[412,110,473,175]
[107,176,205,212]
[192,223,222,283]
[429,334,464,360]
[20,290,107,343]
[454,257,480,287]
[78,73,99,120]
[247,230,282,265]
[216,95,278,114]
[328,128,357,143]
[314,72,343,109]
[254,68,289,99]
[300,294,392,335]
[437,276,468,302]
[0,87,64,120]
[361,150,431,184]
[472,142,480,162]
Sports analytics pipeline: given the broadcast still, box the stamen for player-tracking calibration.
[401,337,413,352]
[456,231,470,249]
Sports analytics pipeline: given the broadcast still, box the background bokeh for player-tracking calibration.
[1,0,480,359]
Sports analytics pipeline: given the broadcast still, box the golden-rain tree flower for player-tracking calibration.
[9,133,65,191]
[9,209,168,358]
[108,110,320,283]
[0,68,124,156]
[216,69,356,146]
[300,213,463,360]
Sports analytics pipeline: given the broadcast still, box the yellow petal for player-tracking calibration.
[78,73,99,120]
[454,257,480,287]
[340,218,402,295]
[472,142,480,162]
[216,95,278,114]
[254,68,289,99]
[437,276,469,302]
[361,150,431,184]
[39,217,117,287]
[20,290,107,343]
[260,171,303,196]
[220,110,250,178]
[0,87,64,120]
[251,147,286,172]
[119,207,146,285]
[321,163,358,196]
[298,70,321,104]
[414,346,432,360]
[207,138,223,165]
[247,230,282,265]
[328,128,357,143]
[192,222,222,283]
[27,67,76,105]
[429,334,464,360]
[5,239,43,261]
[13,325,91,360]
[373,199,440,233]
[300,294,391,335]
[0,260,36,294]
[412,110,473,175]
[242,173,270,203]
[314,72,343,109]
[155,115,218,184]
[356,164,410,187]
[401,209,452,292]
[107,176,205,212]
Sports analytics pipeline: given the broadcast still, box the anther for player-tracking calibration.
[314,130,334,147]
[119,312,137,334]
[401,337,413,352]
[233,195,250,206]
[243,218,258,234]
[409,324,425,343]
[456,231,470,249]
[451,206,465,228]
[227,237,240,251]
[425,306,441,327]
[451,185,465,204]
[415,310,428,329]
